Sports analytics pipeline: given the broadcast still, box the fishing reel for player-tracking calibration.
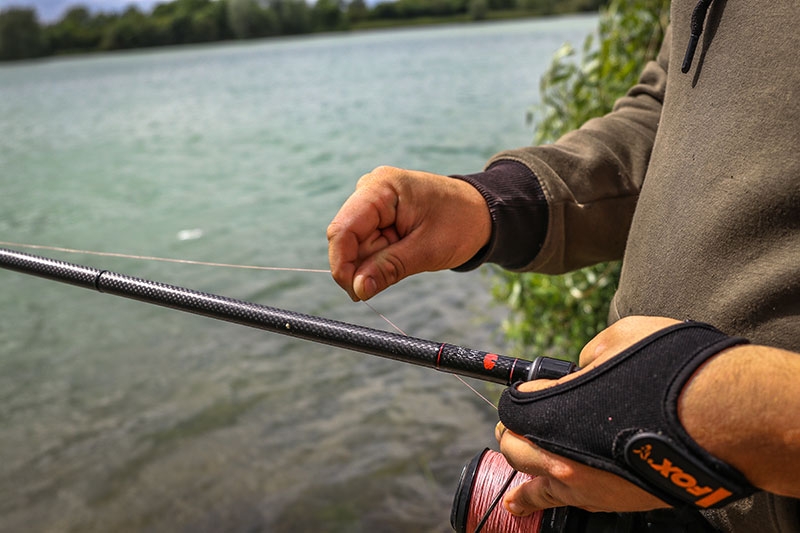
[450,448,718,533]
[446,353,722,532]
[451,448,628,533]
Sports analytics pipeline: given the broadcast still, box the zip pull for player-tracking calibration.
[682,0,714,74]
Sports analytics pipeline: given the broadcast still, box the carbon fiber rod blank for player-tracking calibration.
[0,247,574,385]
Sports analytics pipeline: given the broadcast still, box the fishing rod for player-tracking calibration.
[0,247,574,385]
[0,247,718,533]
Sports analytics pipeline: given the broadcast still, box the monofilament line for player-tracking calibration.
[0,241,330,273]
[364,301,498,411]
[2,241,499,409]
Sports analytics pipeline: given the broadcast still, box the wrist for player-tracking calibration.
[678,344,800,497]
[450,160,548,271]
[449,176,492,257]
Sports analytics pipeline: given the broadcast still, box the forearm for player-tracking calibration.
[679,344,800,498]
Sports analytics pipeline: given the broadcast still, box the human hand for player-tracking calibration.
[496,316,680,515]
[327,166,491,300]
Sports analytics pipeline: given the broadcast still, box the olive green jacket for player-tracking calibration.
[459,1,799,531]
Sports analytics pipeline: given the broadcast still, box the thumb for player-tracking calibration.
[503,477,562,516]
[352,242,411,300]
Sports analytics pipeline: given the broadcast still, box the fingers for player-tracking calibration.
[331,224,410,301]
[494,421,506,441]
[503,477,564,516]
[353,249,405,300]
[350,228,401,300]
[495,429,571,515]
[498,428,559,481]
[327,166,491,300]
[496,422,668,514]
[327,168,402,300]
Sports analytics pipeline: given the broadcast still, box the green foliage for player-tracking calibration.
[312,0,347,32]
[100,6,163,50]
[487,0,515,9]
[45,6,103,52]
[515,0,607,17]
[492,262,620,358]
[468,0,488,21]
[0,1,619,60]
[227,0,277,39]
[492,0,669,361]
[516,0,556,15]
[347,0,369,24]
[270,0,312,35]
[533,0,668,141]
[0,7,47,60]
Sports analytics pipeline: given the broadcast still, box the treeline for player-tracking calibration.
[0,0,607,61]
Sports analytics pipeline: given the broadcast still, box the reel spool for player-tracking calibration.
[451,449,627,533]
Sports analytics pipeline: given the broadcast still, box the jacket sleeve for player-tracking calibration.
[455,26,671,275]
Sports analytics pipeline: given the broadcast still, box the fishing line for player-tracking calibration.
[0,241,330,273]
[2,241,501,409]
[459,449,545,533]
[364,300,498,410]
[474,468,516,532]
[1,246,579,533]
[1,246,559,385]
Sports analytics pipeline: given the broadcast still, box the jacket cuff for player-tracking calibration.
[450,160,548,271]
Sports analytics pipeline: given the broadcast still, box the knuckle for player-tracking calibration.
[548,461,577,484]
[381,254,407,285]
[539,485,559,507]
[356,170,377,188]
[326,221,340,241]
[579,339,607,366]
[360,165,393,184]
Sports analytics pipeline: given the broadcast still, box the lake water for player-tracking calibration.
[0,16,595,532]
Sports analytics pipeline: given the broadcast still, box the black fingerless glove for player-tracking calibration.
[497,321,756,509]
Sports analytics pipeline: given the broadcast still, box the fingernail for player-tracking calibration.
[503,499,526,516]
[355,275,377,300]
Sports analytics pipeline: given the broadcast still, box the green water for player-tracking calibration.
[0,16,595,532]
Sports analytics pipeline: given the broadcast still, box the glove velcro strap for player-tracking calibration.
[498,321,756,509]
[623,431,744,509]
